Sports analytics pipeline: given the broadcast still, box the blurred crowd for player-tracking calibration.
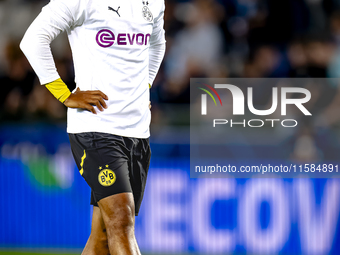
[1,0,340,125]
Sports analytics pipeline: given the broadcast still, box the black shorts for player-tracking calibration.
[69,132,151,216]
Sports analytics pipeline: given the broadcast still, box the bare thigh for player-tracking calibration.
[98,192,141,255]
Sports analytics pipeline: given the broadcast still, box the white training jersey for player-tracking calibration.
[20,0,166,138]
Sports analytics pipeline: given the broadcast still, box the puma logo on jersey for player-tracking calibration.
[108,6,120,17]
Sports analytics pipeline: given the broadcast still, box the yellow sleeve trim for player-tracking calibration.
[149,83,151,89]
[45,78,71,103]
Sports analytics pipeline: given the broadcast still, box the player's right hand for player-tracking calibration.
[64,88,108,114]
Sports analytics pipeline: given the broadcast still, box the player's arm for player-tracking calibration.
[20,0,107,114]
[148,1,166,87]
[46,78,108,114]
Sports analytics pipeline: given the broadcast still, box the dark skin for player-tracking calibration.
[64,88,108,114]
[82,193,140,255]
[64,87,151,113]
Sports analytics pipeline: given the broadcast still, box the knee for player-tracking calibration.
[106,204,135,234]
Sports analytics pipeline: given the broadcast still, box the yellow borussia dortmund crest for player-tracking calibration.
[98,165,116,187]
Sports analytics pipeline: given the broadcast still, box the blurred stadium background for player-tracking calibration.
[1,0,340,254]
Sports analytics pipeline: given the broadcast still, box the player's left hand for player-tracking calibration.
[149,101,151,110]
